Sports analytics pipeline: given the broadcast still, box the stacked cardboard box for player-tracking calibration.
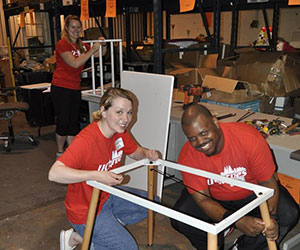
[167,45,300,114]
[165,41,262,111]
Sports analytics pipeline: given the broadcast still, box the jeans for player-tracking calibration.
[71,186,149,250]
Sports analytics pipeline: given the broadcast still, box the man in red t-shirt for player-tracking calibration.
[170,104,299,250]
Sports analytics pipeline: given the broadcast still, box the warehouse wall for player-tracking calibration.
[170,7,300,46]
[1,3,299,57]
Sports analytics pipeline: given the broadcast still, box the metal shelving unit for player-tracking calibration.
[3,0,298,73]
[3,0,57,67]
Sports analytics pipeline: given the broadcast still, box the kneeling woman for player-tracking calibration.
[48,87,160,250]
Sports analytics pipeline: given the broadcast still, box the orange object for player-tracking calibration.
[180,84,210,109]
[29,9,35,26]
[105,0,117,17]
[179,0,196,13]
[20,12,25,28]
[203,12,213,28]
[288,0,300,5]
[277,172,300,204]
[80,0,89,21]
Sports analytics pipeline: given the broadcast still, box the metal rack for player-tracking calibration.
[3,0,57,67]
[3,0,299,73]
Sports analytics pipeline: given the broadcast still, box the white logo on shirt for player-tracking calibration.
[97,150,123,171]
[207,165,247,186]
[72,49,80,57]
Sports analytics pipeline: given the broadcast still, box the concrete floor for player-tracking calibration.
[1,111,300,250]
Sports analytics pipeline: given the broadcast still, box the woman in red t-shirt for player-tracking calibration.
[51,15,107,157]
[49,88,160,250]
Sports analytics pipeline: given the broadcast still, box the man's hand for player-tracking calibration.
[235,216,266,237]
[262,218,279,241]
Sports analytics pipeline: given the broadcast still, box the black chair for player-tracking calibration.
[0,88,36,152]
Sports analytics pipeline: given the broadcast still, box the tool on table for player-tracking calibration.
[181,84,211,110]
[245,118,287,136]
[283,117,300,134]
[216,113,236,120]
[236,111,255,122]
[286,117,300,135]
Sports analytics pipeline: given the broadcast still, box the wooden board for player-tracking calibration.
[121,71,174,198]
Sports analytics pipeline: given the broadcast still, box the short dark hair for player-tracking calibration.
[181,104,213,127]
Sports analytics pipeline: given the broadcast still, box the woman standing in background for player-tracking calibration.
[51,15,107,157]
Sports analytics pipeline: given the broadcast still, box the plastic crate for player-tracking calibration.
[200,99,260,112]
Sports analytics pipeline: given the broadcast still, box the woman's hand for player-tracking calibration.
[92,36,107,56]
[144,149,160,161]
[98,36,106,46]
[91,42,101,53]
[95,171,123,186]
[129,146,161,161]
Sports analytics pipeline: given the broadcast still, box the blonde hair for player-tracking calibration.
[92,87,134,121]
[62,15,85,54]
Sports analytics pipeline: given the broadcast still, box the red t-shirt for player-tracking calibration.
[52,38,90,90]
[179,122,275,201]
[59,121,138,224]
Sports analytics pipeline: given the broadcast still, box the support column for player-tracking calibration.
[230,0,239,56]
[213,0,221,54]
[272,3,280,51]
[153,0,163,74]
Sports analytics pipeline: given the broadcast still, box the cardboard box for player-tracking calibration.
[168,68,201,88]
[168,67,218,88]
[201,75,262,104]
[134,45,153,62]
[43,55,56,73]
[233,50,300,97]
[277,172,300,204]
[164,40,218,68]
[84,27,109,40]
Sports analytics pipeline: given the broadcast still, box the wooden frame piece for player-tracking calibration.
[83,159,277,250]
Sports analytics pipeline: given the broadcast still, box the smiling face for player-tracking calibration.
[66,19,82,43]
[183,114,224,156]
[100,97,133,138]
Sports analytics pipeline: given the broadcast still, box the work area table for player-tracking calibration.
[166,102,300,185]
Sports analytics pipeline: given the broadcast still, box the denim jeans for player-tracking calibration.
[71,186,149,250]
